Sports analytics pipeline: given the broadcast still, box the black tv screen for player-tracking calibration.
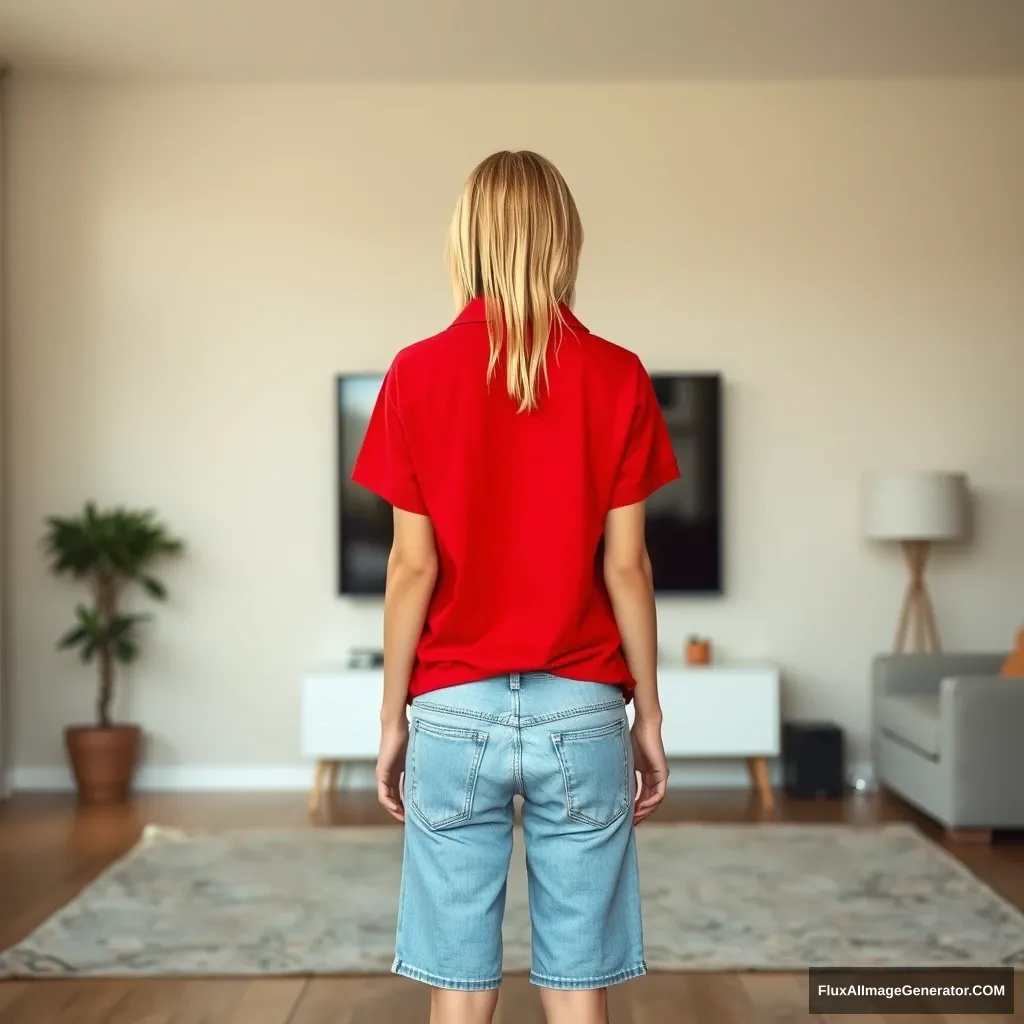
[337,373,722,595]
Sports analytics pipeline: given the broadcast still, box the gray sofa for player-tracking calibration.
[872,653,1024,835]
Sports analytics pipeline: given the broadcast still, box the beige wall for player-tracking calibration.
[7,79,1024,787]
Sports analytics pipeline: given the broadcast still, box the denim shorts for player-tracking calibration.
[392,672,646,991]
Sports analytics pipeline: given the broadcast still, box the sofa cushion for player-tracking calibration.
[878,693,941,758]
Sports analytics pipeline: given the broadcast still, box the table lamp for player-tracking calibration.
[862,470,968,653]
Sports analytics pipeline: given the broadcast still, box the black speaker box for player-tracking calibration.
[782,720,845,799]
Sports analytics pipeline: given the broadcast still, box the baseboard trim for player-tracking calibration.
[11,764,321,792]
[10,760,875,794]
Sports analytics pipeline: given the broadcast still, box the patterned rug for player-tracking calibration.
[2,823,1023,977]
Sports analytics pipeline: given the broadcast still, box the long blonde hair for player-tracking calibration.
[445,151,583,412]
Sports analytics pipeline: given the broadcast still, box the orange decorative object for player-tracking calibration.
[1000,627,1024,678]
[685,637,712,666]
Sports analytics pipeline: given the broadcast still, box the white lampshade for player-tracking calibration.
[862,470,968,541]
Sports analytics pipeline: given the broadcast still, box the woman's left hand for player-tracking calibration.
[376,717,409,822]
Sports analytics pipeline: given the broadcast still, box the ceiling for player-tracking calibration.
[0,0,1022,81]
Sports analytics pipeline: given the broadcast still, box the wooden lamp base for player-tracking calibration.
[894,540,943,654]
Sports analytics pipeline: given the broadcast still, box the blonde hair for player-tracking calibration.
[445,151,583,412]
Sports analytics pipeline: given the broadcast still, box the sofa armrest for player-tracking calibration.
[941,674,1024,755]
[873,653,1007,698]
[940,675,1024,825]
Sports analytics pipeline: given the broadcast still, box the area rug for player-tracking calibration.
[2,823,1023,977]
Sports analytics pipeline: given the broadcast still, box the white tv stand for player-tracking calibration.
[301,662,780,814]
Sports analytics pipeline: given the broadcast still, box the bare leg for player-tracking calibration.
[430,987,500,1024]
[538,987,608,1024]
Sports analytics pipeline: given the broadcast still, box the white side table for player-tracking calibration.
[634,662,780,808]
[301,664,381,814]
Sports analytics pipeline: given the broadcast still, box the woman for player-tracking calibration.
[352,151,678,1024]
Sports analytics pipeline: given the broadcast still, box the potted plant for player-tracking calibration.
[43,502,184,805]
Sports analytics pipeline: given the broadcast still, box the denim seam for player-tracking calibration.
[552,719,625,742]
[512,687,525,795]
[394,835,408,944]
[529,962,648,989]
[413,698,626,729]
[520,699,626,727]
[393,958,502,991]
[514,737,525,795]
[413,718,487,742]
[411,702,508,726]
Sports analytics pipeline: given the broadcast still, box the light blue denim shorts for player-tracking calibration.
[393,672,646,991]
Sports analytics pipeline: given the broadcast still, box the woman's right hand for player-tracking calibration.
[630,717,669,825]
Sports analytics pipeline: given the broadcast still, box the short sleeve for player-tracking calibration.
[350,366,427,515]
[609,364,681,509]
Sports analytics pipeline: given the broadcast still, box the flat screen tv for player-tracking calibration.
[337,373,722,595]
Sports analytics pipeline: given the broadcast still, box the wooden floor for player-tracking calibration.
[0,788,1021,1022]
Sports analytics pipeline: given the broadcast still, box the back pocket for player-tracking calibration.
[409,719,488,831]
[552,718,630,828]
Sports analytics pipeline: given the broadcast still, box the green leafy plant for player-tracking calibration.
[43,503,184,728]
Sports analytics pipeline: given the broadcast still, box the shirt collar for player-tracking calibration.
[453,296,587,333]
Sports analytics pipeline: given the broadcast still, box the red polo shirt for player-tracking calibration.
[352,298,680,700]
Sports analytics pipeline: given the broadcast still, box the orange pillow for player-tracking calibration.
[1000,627,1024,677]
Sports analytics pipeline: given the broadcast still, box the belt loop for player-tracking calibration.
[509,672,521,690]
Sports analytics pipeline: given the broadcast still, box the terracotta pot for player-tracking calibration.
[685,639,712,666]
[64,724,142,805]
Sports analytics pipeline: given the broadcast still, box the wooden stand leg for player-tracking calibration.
[327,761,340,797]
[307,760,327,816]
[945,828,993,845]
[894,577,915,654]
[746,757,774,810]
[896,541,943,654]
[920,587,943,653]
